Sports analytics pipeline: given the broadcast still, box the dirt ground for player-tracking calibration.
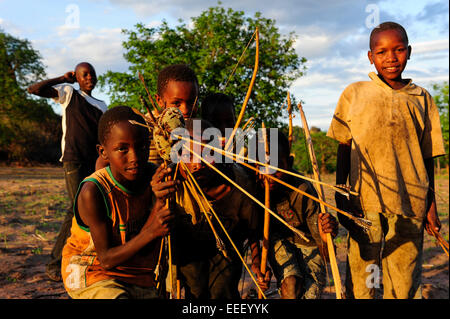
[0,165,448,299]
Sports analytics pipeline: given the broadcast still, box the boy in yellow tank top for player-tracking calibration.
[61,105,178,299]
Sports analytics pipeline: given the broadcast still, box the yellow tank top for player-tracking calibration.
[61,166,162,291]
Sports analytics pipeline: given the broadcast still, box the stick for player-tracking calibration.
[298,102,343,299]
[155,237,164,289]
[138,71,160,115]
[163,160,178,299]
[183,170,229,260]
[287,92,293,150]
[139,95,157,125]
[430,227,449,257]
[259,123,270,299]
[184,145,310,242]
[180,161,267,299]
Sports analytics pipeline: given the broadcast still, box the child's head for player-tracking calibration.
[368,22,411,89]
[75,62,97,95]
[179,118,219,187]
[156,64,199,120]
[201,93,236,146]
[97,106,150,185]
[255,129,293,191]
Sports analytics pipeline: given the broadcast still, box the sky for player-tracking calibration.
[1,0,448,130]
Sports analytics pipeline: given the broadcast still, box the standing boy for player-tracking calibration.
[61,106,176,299]
[27,62,107,281]
[256,131,338,299]
[327,22,445,299]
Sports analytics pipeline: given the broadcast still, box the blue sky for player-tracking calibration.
[1,0,448,130]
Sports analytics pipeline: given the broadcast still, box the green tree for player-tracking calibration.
[99,5,306,128]
[432,81,449,172]
[0,29,61,163]
[289,126,339,174]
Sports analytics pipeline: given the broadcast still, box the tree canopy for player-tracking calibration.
[0,29,61,163]
[99,5,307,128]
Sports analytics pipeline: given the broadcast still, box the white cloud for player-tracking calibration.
[36,26,128,78]
[0,17,24,36]
[295,33,333,59]
[412,38,449,55]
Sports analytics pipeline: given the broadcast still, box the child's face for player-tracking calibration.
[99,120,149,186]
[368,29,411,88]
[179,132,216,187]
[157,80,198,119]
[209,107,236,148]
[75,64,97,94]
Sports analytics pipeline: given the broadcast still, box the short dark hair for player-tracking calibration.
[157,64,199,96]
[201,93,235,121]
[75,62,95,73]
[370,21,409,50]
[98,105,148,145]
[184,118,214,137]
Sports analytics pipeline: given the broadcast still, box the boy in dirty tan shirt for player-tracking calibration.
[327,22,445,299]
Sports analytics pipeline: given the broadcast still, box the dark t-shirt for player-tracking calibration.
[54,84,107,164]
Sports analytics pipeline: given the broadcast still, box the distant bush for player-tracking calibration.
[289,126,339,174]
[0,99,61,164]
[1,29,61,165]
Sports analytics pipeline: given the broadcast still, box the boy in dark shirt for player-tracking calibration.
[256,130,338,299]
[27,62,107,281]
[156,118,270,299]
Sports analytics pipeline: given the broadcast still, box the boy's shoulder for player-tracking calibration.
[286,170,318,201]
[341,79,377,96]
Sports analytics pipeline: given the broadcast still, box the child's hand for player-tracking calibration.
[63,71,76,83]
[318,212,338,242]
[144,199,174,238]
[252,265,272,292]
[151,164,179,202]
[425,201,441,236]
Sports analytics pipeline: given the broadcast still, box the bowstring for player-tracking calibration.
[222,29,258,91]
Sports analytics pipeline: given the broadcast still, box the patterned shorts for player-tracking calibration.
[269,235,326,299]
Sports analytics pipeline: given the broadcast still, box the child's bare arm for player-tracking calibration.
[424,158,441,235]
[249,235,271,291]
[27,71,76,98]
[77,182,173,270]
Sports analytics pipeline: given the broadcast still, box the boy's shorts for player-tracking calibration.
[67,278,159,299]
[269,235,326,299]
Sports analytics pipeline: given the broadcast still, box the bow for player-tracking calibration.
[297,102,344,299]
[224,27,259,153]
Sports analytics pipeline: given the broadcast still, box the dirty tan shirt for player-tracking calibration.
[327,72,445,220]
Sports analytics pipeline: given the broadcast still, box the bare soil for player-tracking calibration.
[0,166,448,299]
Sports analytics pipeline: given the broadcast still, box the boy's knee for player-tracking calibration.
[280,275,302,299]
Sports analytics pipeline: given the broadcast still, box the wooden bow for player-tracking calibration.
[224,27,259,153]
[259,123,271,299]
[298,102,343,299]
